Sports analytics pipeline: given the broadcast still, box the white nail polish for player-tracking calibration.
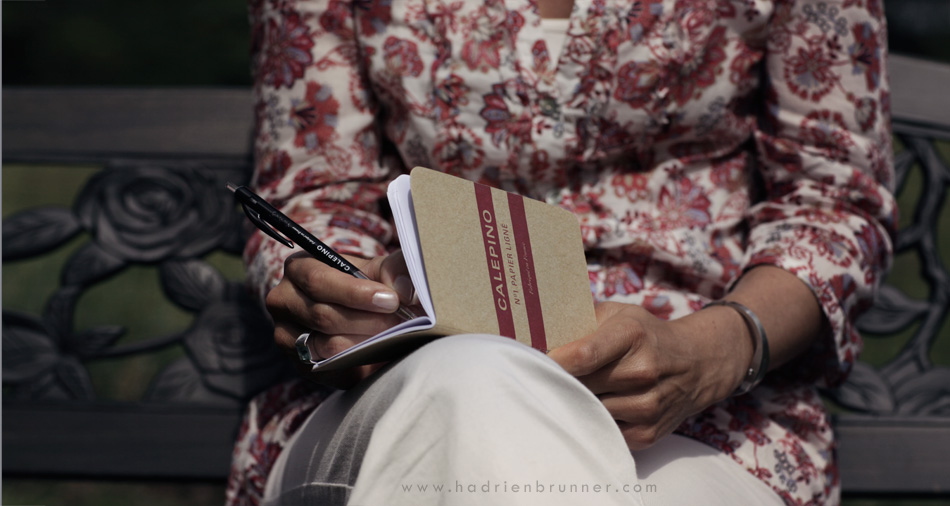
[372,291,399,311]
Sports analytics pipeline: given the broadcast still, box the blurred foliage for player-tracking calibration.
[3,0,251,86]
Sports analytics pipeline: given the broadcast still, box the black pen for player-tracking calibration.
[227,183,417,321]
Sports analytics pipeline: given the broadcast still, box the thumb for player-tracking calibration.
[547,322,632,377]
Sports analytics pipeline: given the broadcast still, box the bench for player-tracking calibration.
[3,53,949,497]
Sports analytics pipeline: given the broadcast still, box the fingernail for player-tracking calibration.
[393,275,415,303]
[372,291,399,311]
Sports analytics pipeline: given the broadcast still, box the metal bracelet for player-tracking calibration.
[704,300,770,396]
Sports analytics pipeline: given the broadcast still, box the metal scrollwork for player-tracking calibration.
[2,162,289,406]
[3,134,947,416]
[827,130,950,416]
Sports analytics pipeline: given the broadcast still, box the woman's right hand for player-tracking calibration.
[265,250,417,389]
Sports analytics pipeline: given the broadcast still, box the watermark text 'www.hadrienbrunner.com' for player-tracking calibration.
[400,480,658,495]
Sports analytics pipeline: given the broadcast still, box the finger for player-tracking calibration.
[283,253,401,314]
[274,320,327,379]
[574,341,662,395]
[268,277,405,335]
[547,318,635,377]
[599,390,671,451]
[594,300,624,324]
[597,391,661,426]
[296,331,391,389]
[578,367,649,396]
[279,333,388,389]
[275,321,389,389]
[294,293,404,336]
[616,420,665,451]
[375,250,418,305]
[274,319,310,359]
[307,333,375,362]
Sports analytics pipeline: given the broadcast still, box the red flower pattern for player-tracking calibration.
[668,25,729,106]
[320,0,355,38]
[656,176,713,229]
[259,11,315,89]
[232,1,897,505]
[785,45,838,102]
[254,148,292,191]
[459,6,511,71]
[614,60,661,108]
[353,0,392,36]
[626,0,663,43]
[480,82,531,148]
[611,171,650,202]
[799,109,855,163]
[291,81,341,153]
[383,36,424,77]
[849,21,882,91]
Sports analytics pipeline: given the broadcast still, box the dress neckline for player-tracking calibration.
[539,18,571,61]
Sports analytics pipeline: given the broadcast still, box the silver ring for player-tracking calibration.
[295,333,313,362]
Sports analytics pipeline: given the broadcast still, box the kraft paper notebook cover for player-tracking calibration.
[304,167,596,371]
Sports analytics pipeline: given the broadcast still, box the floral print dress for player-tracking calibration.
[227,0,896,504]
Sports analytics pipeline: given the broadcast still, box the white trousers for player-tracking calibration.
[263,334,784,506]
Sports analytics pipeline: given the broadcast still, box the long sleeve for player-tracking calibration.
[245,0,402,302]
[744,0,896,386]
[230,2,883,502]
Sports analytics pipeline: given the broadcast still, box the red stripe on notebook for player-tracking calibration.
[507,193,546,351]
[474,184,516,339]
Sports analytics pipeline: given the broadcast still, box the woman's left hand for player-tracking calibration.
[547,301,753,450]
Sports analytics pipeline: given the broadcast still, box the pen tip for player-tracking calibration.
[226,182,238,193]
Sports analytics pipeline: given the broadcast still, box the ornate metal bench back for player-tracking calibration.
[824,54,950,417]
[3,161,289,406]
[2,89,291,478]
[827,128,950,416]
[2,56,949,491]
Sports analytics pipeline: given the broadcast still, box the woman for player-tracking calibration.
[227,0,895,504]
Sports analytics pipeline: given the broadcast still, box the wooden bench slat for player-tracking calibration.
[2,403,244,479]
[2,54,949,496]
[2,87,254,162]
[837,416,950,494]
[889,54,950,133]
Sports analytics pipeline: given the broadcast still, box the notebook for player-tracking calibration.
[304,167,596,371]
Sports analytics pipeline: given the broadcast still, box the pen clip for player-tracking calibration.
[241,203,295,248]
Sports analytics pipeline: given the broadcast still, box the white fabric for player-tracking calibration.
[539,18,570,61]
[263,334,783,506]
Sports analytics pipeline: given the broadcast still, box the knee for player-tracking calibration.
[394,334,564,395]
[370,334,611,444]
[408,333,544,368]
